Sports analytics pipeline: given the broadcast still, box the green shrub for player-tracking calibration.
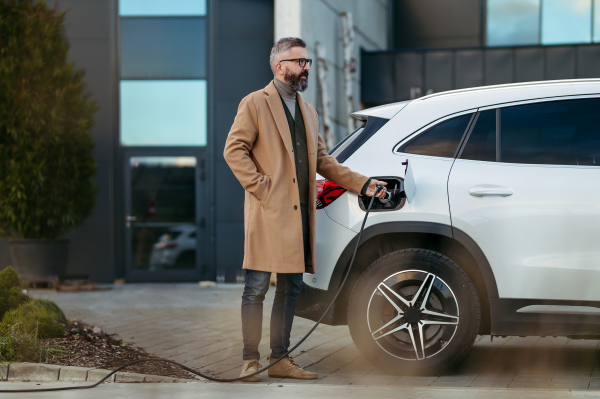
[1,301,65,339]
[0,324,63,363]
[31,298,67,323]
[0,0,98,239]
[0,267,28,320]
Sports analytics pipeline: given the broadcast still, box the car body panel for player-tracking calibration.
[448,159,600,301]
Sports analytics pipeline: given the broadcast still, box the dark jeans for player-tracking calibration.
[241,204,309,360]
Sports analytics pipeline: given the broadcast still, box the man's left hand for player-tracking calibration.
[365,179,387,198]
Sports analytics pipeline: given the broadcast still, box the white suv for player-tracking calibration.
[296,79,600,375]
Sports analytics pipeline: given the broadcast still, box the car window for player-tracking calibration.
[460,110,496,162]
[501,98,600,166]
[399,113,472,158]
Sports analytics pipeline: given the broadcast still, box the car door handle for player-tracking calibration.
[468,185,514,197]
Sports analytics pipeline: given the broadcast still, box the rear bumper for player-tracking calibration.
[295,282,341,325]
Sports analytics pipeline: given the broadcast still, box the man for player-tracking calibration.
[224,37,386,382]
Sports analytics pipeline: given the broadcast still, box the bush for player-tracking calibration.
[0,0,98,239]
[31,298,67,323]
[0,267,28,320]
[1,301,65,339]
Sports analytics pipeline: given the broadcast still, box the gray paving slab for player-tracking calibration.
[28,284,600,391]
[4,382,600,399]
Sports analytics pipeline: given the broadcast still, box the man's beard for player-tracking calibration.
[285,69,309,92]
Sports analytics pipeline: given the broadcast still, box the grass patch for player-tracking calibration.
[0,267,67,363]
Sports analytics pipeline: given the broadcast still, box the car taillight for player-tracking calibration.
[316,180,346,209]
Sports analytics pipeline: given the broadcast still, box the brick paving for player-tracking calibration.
[31,283,600,389]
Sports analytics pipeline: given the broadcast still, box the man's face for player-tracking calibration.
[277,46,310,92]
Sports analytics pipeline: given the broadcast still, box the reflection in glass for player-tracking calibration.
[501,99,600,165]
[120,0,206,16]
[129,157,197,271]
[121,18,206,79]
[461,110,496,162]
[542,0,592,45]
[487,0,540,46]
[402,114,472,158]
[120,80,207,146]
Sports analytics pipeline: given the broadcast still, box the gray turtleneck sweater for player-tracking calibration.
[274,78,297,119]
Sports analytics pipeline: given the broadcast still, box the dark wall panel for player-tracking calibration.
[392,0,481,49]
[361,52,395,104]
[515,48,544,82]
[215,161,245,223]
[213,0,274,282]
[485,49,513,85]
[394,52,423,101]
[578,46,600,78]
[546,47,576,80]
[455,50,483,89]
[424,52,453,93]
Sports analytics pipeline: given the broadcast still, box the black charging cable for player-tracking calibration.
[0,185,386,393]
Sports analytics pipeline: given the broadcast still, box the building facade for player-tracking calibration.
[363,0,600,105]
[0,0,389,283]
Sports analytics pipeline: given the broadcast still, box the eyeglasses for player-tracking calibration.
[279,58,313,67]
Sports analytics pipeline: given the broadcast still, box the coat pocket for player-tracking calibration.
[259,175,272,209]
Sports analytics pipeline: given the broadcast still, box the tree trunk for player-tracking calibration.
[316,42,334,150]
[340,12,357,138]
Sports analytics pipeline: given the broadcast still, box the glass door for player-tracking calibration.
[125,152,206,281]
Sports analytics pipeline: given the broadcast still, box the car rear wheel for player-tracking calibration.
[347,249,480,375]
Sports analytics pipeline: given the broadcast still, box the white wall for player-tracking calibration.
[275,0,390,144]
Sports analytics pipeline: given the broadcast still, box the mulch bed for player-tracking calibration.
[43,322,198,380]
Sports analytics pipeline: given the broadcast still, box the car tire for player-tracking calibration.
[347,248,480,376]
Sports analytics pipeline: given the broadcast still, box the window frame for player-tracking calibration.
[394,109,477,159]
[455,93,600,167]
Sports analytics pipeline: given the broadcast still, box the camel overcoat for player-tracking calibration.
[223,81,369,274]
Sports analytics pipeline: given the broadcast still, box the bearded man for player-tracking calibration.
[224,37,386,382]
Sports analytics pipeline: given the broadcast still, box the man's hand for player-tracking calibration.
[365,179,387,198]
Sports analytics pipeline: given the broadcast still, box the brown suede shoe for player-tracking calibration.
[239,359,262,382]
[267,356,317,379]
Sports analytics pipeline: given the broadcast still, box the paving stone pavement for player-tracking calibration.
[30,283,600,390]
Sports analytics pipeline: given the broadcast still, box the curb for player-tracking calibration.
[0,363,202,383]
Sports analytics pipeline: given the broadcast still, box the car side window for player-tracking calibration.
[398,113,473,158]
[460,110,496,162]
[501,98,600,166]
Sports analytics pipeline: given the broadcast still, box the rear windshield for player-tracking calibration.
[332,117,389,163]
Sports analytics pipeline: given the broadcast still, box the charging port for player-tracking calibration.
[358,177,406,212]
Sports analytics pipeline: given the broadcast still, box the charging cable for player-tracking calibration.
[0,185,386,393]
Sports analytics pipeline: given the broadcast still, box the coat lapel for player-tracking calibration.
[297,92,317,169]
[265,81,296,174]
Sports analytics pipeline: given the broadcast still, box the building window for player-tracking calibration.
[487,0,540,47]
[119,0,206,16]
[119,0,207,147]
[120,81,207,146]
[487,0,599,46]
[541,0,592,45]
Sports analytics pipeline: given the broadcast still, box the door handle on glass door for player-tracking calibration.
[468,185,513,197]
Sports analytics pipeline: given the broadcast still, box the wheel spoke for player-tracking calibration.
[370,314,403,338]
[409,273,433,307]
[372,322,409,341]
[419,274,436,310]
[417,322,426,360]
[421,309,459,325]
[407,325,422,360]
[377,283,410,310]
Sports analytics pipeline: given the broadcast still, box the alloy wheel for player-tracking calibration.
[367,269,460,361]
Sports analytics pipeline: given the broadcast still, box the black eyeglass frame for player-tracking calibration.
[279,58,313,67]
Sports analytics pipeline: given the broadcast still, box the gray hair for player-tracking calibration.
[269,37,306,74]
